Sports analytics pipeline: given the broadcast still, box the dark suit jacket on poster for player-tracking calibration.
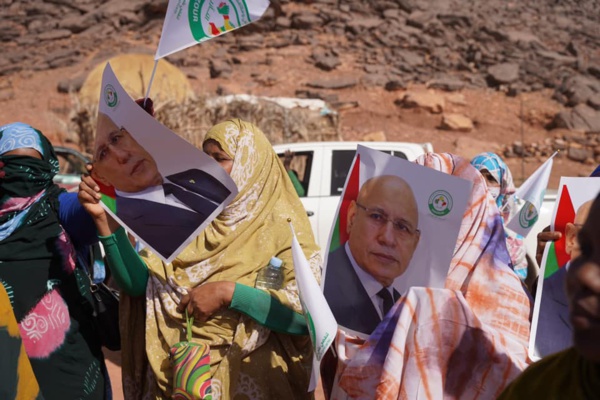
[116,169,231,259]
[536,266,572,357]
[324,245,386,335]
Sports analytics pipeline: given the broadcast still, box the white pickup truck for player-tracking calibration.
[273,141,554,266]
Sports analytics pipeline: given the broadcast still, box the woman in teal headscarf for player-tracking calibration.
[470,152,530,282]
[0,122,109,399]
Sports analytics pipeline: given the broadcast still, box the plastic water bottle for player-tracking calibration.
[255,257,284,290]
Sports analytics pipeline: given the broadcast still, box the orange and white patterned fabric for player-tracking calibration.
[331,153,532,400]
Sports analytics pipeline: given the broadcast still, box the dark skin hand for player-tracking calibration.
[176,281,236,323]
[536,225,562,265]
[77,164,120,236]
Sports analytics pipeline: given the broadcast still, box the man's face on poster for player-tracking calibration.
[566,200,593,260]
[346,175,420,287]
[92,112,162,193]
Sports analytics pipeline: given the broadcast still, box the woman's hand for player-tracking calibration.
[78,165,104,218]
[536,226,562,265]
[78,164,119,235]
[177,281,235,323]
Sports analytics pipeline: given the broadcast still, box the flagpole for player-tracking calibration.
[143,60,159,107]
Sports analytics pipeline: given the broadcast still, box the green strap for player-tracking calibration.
[186,309,194,342]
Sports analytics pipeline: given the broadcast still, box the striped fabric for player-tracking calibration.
[331,153,532,400]
[170,313,212,400]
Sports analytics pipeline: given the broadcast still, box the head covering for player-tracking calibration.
[0,122,60,242]
[121,119,321,399]
[332,153,531,399]
[470,152,515,209]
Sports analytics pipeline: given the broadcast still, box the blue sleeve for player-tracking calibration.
[58,192,98,248]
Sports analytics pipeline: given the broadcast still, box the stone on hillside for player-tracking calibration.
[588,94,600,111]
[291,13,323,30]
[427,77,465,92]
[210,59,232,78]
[313,52,341,71]
[487,63,520,85]
[396,91,445,114]
[589,65,600,80]
[306,77,358,90]
[551,104,600,133]
[363,131,387,141]
[440,113,474,132]
[567,144,592,162]
[505,30,542,45]
[38,29,72,41]
[385,79,406,91]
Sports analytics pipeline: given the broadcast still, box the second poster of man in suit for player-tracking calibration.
[529,177,600,360]
[92,64,238,263]
[322,146,471,337]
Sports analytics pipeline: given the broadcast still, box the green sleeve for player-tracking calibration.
[230,283,308,335]
[287,170,306,197]
[99,227,149,297]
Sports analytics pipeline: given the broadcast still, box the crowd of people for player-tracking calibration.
[1,103,600,400]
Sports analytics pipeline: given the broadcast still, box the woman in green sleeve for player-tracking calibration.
[79,119,321,399]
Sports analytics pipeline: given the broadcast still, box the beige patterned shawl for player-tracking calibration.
[120,119,321,399]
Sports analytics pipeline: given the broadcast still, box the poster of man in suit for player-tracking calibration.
[530,177,600,360]
[92,63,237,263]
[322,146,471,336]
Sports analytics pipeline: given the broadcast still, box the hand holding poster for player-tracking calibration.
[529,177,600,361]
[94,63,238,263]
[155,0,271,59]
[322,146,472,337]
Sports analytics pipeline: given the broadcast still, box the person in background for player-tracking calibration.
[471,152,534,285]
[282,149,306,197]
[498,193,600,399]
[0,122,109,399]
[79,119,320,399]
[536,200,592,357]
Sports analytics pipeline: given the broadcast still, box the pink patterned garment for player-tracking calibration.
[19,289,71,358]
[331,153,532,400]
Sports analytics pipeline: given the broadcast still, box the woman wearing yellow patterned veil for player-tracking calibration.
[79,119,321,399]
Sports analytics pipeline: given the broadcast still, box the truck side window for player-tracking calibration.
[277,151,313,197]
[331,150,356,196]
[393,151,408,160]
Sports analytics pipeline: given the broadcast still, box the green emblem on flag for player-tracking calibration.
[104,84,118,108]
[188,0,249,41]
[519,202,538,229]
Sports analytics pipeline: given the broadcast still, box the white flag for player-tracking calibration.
[506,152,556,237]
[155,0,270,59]
[289,223,337,392]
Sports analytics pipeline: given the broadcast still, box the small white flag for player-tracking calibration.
[289,222,337,392]
[506,152,556,237]
[155,0,270,59]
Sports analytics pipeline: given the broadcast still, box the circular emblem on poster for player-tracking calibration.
[429,190,453,216]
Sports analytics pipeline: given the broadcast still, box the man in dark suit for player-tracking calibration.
[324,175,420,335]
[536,200,592,357]
[92,112,231,259]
